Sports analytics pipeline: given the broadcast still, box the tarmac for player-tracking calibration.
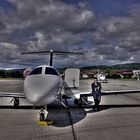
[0,79,140,140]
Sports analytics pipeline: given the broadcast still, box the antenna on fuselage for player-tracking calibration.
[21,49,84,66]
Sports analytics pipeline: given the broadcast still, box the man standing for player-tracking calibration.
[91,78,102,111]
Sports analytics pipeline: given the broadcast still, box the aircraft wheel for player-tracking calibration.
[74,99,83,107]
[78,99,83,108]
[74,99,79,105]
[78,102,82,108]
[14,98,19,108]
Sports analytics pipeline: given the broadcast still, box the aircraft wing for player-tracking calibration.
[102,89,140,95]
[0,92,25,98]
[74,89,140,99]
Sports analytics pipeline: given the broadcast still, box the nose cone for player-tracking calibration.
[24,75,61,105]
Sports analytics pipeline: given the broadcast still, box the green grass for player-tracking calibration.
[0,77,24,80]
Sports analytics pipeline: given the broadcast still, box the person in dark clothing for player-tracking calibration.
[91,78,102,111]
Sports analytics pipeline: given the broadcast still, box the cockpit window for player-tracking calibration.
[45,67,59,76]
[29,67,42,75]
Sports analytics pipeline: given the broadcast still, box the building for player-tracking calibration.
[133,70,140,81]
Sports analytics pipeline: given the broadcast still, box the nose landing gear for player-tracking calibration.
[38,106,53,125]
[39,108,45,121]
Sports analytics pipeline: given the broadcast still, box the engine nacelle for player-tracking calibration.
[23,68,32,78]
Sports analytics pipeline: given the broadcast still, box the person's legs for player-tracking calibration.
[93,99,98,111]
[96,100,100,111]
[94,99,100,111]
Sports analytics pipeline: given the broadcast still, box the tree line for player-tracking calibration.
[0,69,24,78]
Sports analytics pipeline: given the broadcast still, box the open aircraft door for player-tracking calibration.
[64,68,80,88]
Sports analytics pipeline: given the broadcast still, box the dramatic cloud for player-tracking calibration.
[0,42,19,60]
[90,4,140,65]
[0,0,96,67]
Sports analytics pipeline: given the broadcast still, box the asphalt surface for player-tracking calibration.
[0,79,140,140]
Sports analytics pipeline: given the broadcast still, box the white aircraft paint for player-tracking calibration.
[24,65,62,105]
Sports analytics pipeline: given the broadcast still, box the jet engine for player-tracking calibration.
[23,68,32,78]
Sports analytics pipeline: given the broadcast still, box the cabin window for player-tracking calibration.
[29,67,42,75]
[45,67,59,76]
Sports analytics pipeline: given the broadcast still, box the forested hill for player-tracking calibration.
[81,63,140,70]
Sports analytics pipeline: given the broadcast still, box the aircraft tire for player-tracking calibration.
[78,99,83,108]
[74,99,79,105]
[14,98,19,108]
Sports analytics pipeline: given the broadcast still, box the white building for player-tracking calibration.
[133,70,140,81]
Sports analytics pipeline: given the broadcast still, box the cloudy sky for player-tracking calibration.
[0,0,140,68]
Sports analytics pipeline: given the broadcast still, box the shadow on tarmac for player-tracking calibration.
[0,104,87,127]
[0,104,139,127]
[47,101,87,127]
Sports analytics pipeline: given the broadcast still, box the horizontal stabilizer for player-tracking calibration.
[21,49,84,66]
[21,50,84,55]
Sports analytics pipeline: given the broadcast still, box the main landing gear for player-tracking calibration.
[74,98,87,107]
[39,107,47,121]
[10,97,19,108]
[14,98,19,108]
[74,95,90,107]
